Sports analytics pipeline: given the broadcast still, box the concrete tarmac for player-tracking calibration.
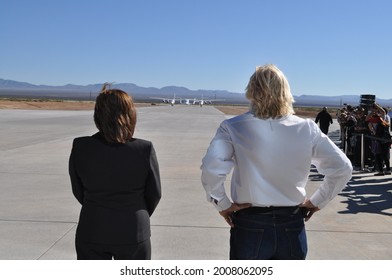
[0,105,391,260]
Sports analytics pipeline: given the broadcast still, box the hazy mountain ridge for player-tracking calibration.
[0,78,391,107]
[0,78,239,95]
[0,78,247,103]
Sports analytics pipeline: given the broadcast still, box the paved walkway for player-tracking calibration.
[0,106,391,259]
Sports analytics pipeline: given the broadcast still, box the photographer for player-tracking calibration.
[366,104,391,175]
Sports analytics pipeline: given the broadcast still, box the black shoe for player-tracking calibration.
[374,172,385,176]
[385,171,391,175]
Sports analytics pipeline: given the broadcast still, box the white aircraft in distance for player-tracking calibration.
[184,98,197,105]
[192,95,225,107]
[150,94,181,106]
[150,94,225,107]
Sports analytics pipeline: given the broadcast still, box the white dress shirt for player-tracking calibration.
[201,112,352,211]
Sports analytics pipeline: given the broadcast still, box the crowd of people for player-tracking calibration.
[335,103,391,175]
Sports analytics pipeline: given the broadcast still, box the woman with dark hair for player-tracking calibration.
[69,83,161,260]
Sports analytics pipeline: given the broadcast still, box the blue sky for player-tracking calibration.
[1,0,391,98]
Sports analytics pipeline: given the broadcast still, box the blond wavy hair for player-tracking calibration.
[246,64,295,119]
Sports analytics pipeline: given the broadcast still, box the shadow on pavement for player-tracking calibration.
[338,173,392,216]
[309,165,391,216]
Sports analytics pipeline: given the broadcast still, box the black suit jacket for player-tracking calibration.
[69,132,161,244]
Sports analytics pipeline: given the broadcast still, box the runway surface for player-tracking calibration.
[0,105,391,259]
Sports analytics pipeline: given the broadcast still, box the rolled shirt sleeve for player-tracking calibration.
[201,123,234,211]
[310,126,353,209]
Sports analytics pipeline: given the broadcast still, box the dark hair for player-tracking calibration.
[94,83,137,143]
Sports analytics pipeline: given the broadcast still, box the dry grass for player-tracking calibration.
[0,99,335,119]
[0,99,95,110]
[0,99,148,110]
[215,105,335,118]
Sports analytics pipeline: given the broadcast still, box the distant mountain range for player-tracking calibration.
[0,78,391,107]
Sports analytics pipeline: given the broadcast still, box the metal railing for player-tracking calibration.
[344,130,391,171]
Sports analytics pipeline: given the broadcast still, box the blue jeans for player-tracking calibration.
[230,207,307,260]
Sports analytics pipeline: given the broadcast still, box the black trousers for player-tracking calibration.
[76,237,151,260]
[320,125,330,135]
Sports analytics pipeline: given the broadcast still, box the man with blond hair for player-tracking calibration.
[201,64,352,260]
